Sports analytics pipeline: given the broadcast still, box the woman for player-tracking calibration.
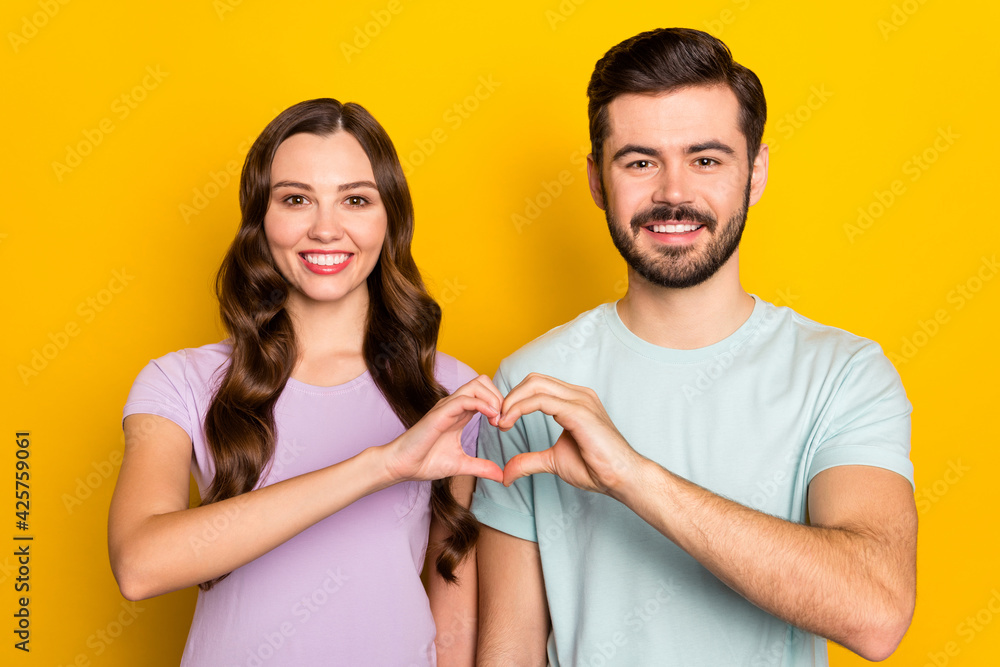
[109,98,503,666]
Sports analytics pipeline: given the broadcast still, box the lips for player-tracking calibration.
[646,223,704,234]
[302,252,350,266]
[299,252,353,274]
[641,223,706,245]
[631,204,716,235]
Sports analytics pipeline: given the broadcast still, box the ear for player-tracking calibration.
[748,143,769,207]
[586,154,606,210]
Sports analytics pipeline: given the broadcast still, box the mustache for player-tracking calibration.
[630,205,717,233]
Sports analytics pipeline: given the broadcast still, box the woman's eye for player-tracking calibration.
[285,195,307,206]
[346,196,367,207]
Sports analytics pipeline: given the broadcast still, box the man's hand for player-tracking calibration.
[497,372,645,495]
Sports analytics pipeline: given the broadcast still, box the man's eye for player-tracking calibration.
[695,158,718,167]
[633,160,651,169]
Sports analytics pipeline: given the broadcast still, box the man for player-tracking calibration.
[472,28,916,666]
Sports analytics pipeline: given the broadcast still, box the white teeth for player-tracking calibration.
[304,253,350,266]
[651,224,701,233]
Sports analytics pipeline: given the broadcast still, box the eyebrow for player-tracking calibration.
[271,180,379,192]
[686,141,737,156]
[611,140,738,162]
[337,180,378,192]
[612,144,661,162]
[272,180,314,191]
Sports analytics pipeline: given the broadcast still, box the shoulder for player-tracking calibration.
[496,303,611,388]
[761,298,881,358]
[124,341,232,434]
[760,298,902,389]
[433,351,480,394]
[133,340,232,393]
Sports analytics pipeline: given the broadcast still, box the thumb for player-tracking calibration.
[503,449,555,487]
[454,456,504,484]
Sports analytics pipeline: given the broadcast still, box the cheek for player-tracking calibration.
[263,214,295,251]
[609,194,643,223]
[717,170,750,199]
[358,216,388,253]
[705,185,746,217]
[606,179,646,214]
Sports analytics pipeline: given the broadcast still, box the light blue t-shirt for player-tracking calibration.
[472,296,913,667]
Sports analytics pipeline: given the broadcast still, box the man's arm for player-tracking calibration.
[426,476,478,667]
[476,525,550,667]
[500,373,917,662]
[619,462,916,660]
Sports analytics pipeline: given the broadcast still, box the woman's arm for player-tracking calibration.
[426,475,478,667]
[108,377,504,601]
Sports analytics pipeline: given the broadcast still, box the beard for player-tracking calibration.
[605,182,750,290]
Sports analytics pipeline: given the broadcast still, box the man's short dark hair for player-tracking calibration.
[587,28,767,170]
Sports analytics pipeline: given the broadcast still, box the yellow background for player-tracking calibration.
[3,0,998,665]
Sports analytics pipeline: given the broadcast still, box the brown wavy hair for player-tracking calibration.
[201,98,477,589]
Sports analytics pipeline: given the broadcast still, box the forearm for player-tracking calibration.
[615,460,915,660]
[428,476,478,667]
[111,445,393,600]
[428,546,478,666]
[476,526,549,667]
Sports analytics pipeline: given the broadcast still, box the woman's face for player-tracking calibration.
[264,131,388,312]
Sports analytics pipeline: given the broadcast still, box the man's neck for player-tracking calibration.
[616,259,754,350]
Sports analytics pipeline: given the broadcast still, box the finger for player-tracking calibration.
[503,372,590,401]
[504,371,562,393]
[449,377,504,419]
[453,456,504,484]
[500,374,587,424]
[471,374,505,405]
[437,395,501,425]
[502,449,555,487]
[498,393,577,431]
[467,375,505,425]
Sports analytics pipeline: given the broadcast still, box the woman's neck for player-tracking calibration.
[284,285,370,387]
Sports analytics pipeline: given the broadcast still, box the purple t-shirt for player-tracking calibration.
[122,342,480,667]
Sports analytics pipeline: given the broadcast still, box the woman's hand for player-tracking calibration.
[380,375,505,484]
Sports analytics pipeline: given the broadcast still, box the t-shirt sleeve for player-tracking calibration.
[122,352,195,441]
[808,345,914,488]
[436,354,482,458]
[471,365,538,542]
[461,414,482,459]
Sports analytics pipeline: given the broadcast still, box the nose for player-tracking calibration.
[307,204,345,244]
[652,160,695,206]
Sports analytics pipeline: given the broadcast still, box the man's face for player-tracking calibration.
[588,85,767,289]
